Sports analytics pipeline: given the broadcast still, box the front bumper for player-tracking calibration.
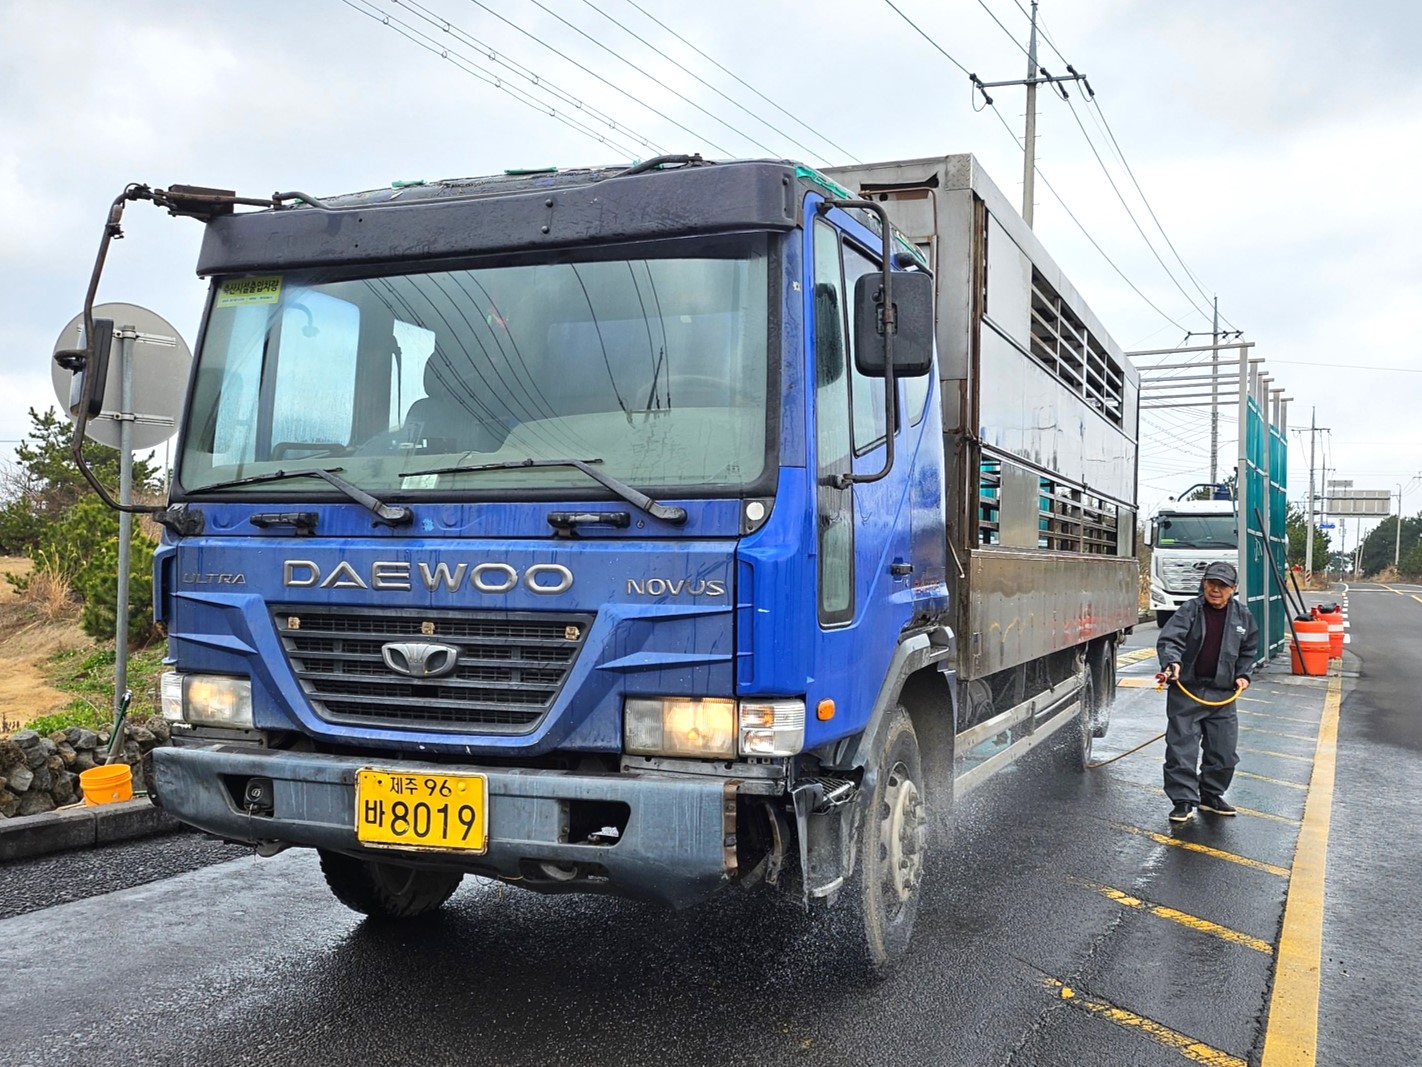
[152,746,738,909]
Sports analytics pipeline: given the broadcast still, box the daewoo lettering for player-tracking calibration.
[282,560,574,595]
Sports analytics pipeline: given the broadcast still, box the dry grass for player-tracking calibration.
[0,556,87,728]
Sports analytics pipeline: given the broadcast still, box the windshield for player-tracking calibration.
[1156,513,1237,549]
[178,236,772,498]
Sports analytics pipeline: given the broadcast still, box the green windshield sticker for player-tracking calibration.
[216,275,283,308]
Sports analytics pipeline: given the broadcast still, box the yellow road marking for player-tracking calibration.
[1117,647,1159,666]
[1076,881,1273,953]
[1236,770,1309,791]
[1117,676,1162,689]
[1112,822,1291,878]
[1043,978,1247,1067]
[1239,747,1314,765]
[1413,594,1422,607]
[1260,666,1343,1066]
[1381,584,1404,595]
[1237,709,1322,727]
[1239,726,1318,743]
[1102,777,1302,824]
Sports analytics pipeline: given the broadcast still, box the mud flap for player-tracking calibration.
[790,774,862,906]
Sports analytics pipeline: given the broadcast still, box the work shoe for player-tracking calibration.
[1199,795,1237,816]
[1168,803,1194,823]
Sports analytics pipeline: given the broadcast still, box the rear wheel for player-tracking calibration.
[318,849,464,918]
[843,708,927,977]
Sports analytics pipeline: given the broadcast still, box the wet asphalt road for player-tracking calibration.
[0,592,1414,1066]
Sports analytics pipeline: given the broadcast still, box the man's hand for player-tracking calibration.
[1163,662,1181,682]
[1235,677,1251,691]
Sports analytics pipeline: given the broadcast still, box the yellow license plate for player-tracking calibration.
[355,769,488,852]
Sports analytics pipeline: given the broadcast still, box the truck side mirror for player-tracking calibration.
[54,317,115,419]
[853,272,933,378]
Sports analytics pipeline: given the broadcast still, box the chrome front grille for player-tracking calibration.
[274,607,593,734]
[1160,558,1208,594]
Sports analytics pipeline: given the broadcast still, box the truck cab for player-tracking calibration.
[1148,491,1239,627]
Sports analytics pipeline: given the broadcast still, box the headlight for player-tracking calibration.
[625,697,736,758]
[624,697,805,758]
[166,673,254,728]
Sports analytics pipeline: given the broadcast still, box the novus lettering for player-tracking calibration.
[626,577,727,597]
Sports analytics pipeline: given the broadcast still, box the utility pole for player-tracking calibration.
[971,3,1090,230]
[1021,1,1039,226]
[1303,410,1329,581]
[1397,483,1405,569]
[1209,297,1220,483]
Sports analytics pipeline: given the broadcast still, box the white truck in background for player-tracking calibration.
[1147,487,1238,628]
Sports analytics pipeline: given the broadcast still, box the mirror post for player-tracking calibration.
[107,326,137,761]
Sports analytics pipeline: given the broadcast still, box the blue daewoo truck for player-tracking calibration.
[59,153,1138,972]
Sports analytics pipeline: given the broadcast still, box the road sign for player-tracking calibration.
[51,302,191,450]
[1319,522,1335,530]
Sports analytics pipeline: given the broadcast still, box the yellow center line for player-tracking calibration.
[1042,978,1247,1067]
[1238,747,1314,765]
[1260,665,1343,1067]
[1111,822,1291,878]
[1412,594,1422,607]
[1075,880,1274,953]
[1236,770,1309,791]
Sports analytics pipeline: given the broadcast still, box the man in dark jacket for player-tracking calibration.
[1156,561,1259,823]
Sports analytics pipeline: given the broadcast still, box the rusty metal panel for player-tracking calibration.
[961,550,1138,679]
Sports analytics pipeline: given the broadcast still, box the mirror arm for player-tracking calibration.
[817,197,897,485]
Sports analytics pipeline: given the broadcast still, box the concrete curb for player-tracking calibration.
[0,798,181,863]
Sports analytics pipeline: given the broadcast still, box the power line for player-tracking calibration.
[1062,96,1213,325]
[881,0,974,78]
[579,0,833,166]
[983,103,1193,331]
[975,0,1033,60]
[462,0,735,155]
[1087,96,1235,328]
[343,1,643,157]
[517,0,776,155]
[389,0,665,154]
[616,0,861,164]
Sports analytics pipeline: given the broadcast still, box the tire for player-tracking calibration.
[318,849,464,918]
[1155,610,1174,629]
[1091,645,1115,739]
[1074,672,1097,771]
[843,708,927,977]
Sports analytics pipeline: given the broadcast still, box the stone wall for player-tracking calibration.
[0,721,170,818]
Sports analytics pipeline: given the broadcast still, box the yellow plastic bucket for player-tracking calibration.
[80,763,134,805]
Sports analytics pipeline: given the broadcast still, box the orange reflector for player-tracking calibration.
[816,699,835,721]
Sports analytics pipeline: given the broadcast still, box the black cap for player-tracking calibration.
[1203,561,1238,585]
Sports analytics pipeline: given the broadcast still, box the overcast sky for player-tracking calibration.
[3,0,1418,552]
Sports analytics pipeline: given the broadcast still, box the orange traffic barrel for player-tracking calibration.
[1289,618,1330,676]
[1312,605,1345,658]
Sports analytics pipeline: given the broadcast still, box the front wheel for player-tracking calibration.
[844,707,927,977]
[318,849,464,918]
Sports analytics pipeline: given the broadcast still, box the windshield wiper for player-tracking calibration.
[399,457,688,525]
[185,467,413,527]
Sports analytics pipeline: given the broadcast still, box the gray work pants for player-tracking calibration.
[1163,683,1239,805]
